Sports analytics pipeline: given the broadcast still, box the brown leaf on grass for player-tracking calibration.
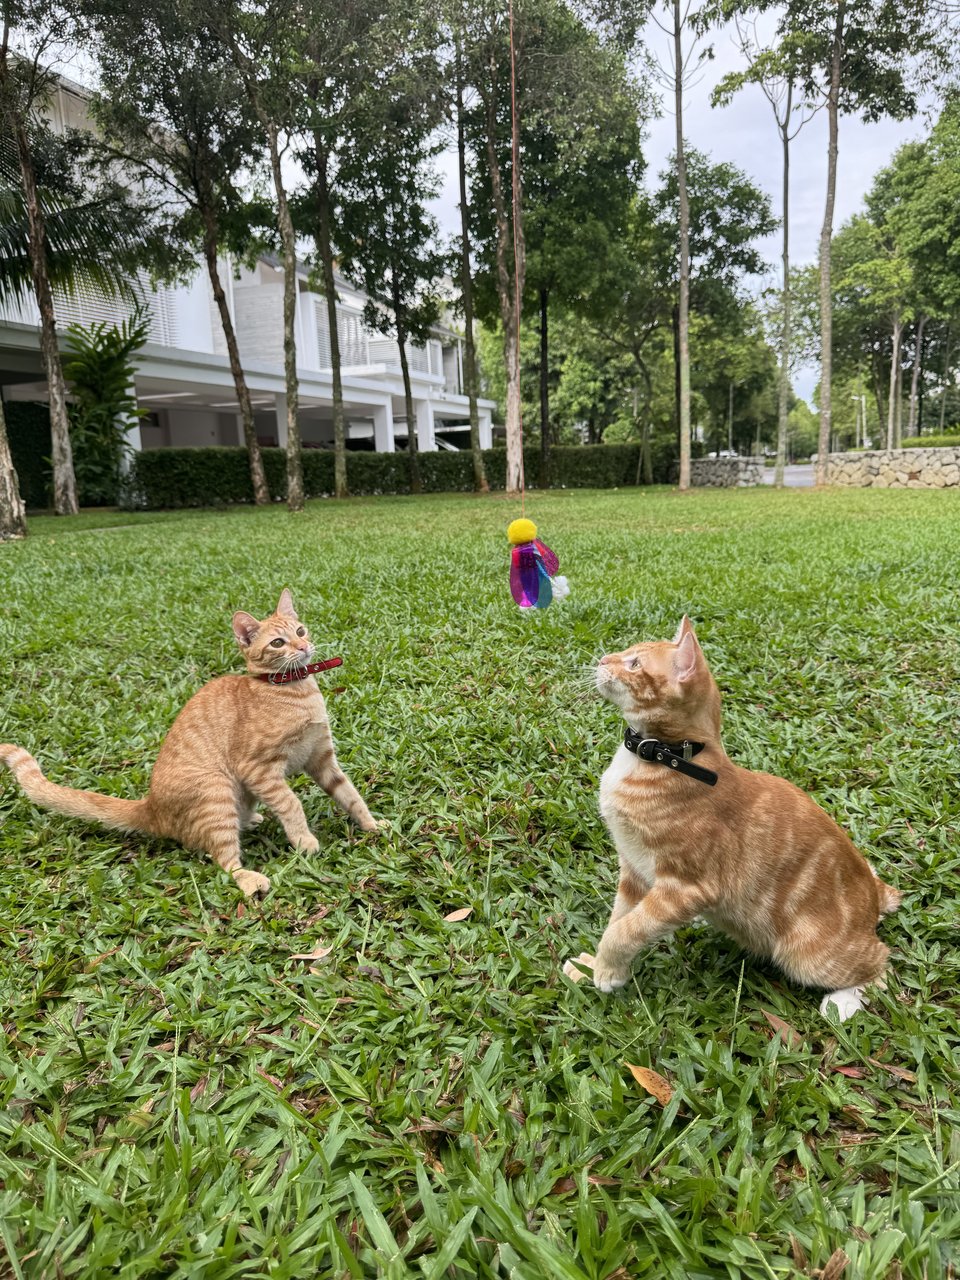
[587,1174,620,1187]
[190,1075,208,1103]
[868,1058,918,1083]
[819,1248,850,1280]
[443,907,473,922]
[829,1065,867,1078]
[550,1175,577,1196]
[236,902,246,919]
[789,1234,808,1270]
[625,1063,672,1106]
[289,942,334,961]
[84,947,121,972]
[761,1009,803,1049]
[256,1068,284,1092]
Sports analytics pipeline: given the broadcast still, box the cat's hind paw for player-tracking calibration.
[562,952,596,983]
[233,869,271,900]
[296,833,321,855]
[820,986,867,1021]
[592,958,631,993]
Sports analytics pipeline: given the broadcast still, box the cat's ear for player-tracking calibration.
[672,615,694,644]
[276,588,298,618]
[673,629,702,683]
[232,611,260,648]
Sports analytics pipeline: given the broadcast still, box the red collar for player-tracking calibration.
[256,657,343,685]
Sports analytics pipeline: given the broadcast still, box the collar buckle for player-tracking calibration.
[623,729,718,787]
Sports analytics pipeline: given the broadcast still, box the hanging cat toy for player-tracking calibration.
[503,0,568,612]
[508,518,568,609]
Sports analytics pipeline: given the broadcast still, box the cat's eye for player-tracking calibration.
[625,655,639,670]
[296,627,305,637]
[271,638,285,648]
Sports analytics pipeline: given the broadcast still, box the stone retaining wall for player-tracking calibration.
[690,456,764,487]
[827,446,960,488]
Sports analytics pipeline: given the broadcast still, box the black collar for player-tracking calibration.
[623,728,718,786]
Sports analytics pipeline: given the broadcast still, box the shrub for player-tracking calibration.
[900,433,960,449]
[127,440,678,510]
[5,401,52,508]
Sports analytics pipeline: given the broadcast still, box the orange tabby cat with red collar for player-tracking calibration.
[565,617,899,1020]
[1,591,378,897]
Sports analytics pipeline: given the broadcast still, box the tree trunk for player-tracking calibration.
[728,378,734,454]
[871,355,886,435]
[906,315,925,440]
[894,355,903,447]
[939,322,951,432]
[886,314,902,451]
[314,135,348,499]
[816,2,844,486]
[482,56,524,496]
[394,296,422,495]
[0,395,26,539]
[538,287,550,488]
[455,41,488,494]
[266,125,304,513]
[13,119,77,515]
[201,208,269,505]
[674,0,691,492]
[672,303,681,443]
[775,92,792,489]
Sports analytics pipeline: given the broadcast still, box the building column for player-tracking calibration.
[372,402,395,453]
[478,408,493,450]
[123,383,142,459]
[415,399,434,452]
[274,392,288,448]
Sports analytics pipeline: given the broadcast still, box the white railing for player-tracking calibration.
[0,272,179,346]
[309,297,437,378]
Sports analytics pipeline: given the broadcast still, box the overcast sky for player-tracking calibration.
[429,18,935,407]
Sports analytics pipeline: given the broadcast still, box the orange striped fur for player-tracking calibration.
[566,617,899,1021]
[0,590,377,897]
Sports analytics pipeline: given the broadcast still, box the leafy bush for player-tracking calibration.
[64,310,150,505]
[4,401,52,507]
[900,433,960,449]
[127,441,678,509]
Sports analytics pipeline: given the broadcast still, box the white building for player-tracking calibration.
[0,74,495,462]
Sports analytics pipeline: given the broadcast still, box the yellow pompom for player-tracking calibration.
[508,518,537,545]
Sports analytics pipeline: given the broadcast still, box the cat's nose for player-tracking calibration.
[599,654,613,665]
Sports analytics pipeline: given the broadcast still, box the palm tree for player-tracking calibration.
[0,141,158,538]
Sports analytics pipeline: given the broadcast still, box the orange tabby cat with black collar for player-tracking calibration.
[565,617,900,1020]
[1,590,378,897]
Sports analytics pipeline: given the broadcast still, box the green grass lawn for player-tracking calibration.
[1,486,958,1280]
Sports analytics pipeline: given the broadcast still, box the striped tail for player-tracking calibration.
[0,743,154,834]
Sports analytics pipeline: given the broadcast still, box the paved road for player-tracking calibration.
[761,464,815,487]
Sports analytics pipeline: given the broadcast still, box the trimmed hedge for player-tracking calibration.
[901,432,960,449]
[126,440,677,510]
[5,401,52,508]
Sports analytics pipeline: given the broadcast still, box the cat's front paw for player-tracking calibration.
[562,952,596,983]
[233,869,271,899]
[356,813,382,834]
[592,958,631,993]
[296,833,321,855]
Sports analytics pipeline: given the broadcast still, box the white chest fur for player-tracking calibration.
[599,744,659,888]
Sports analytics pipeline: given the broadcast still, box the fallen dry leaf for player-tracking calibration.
[443,907,473,922]
[562,952,596,983]
[789,1234,808,1271]
[761,1009,804,1050]
[84,947,121,972]
[256,1068,284,1091]
[625,1063,673,1106]
[587,1174,620,1187]
[550,1175,577,1196]
[829,1065,867,1079]
[819,1247,850,1280]
[289,942,334,961]
[190,1075,208,1103]
[236,902,246,919]
[868,1058,917,1083]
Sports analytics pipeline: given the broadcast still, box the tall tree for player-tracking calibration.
[0,2,82,514]
[768,0,953,480]
[338,11,446,494]
[89,0,271,506]
[519,11,643,485]
[714,16,816,487]
[217,0,305,512]
[451,17,488,492]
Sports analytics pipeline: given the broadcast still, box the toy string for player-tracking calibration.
[508,0,525,517]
